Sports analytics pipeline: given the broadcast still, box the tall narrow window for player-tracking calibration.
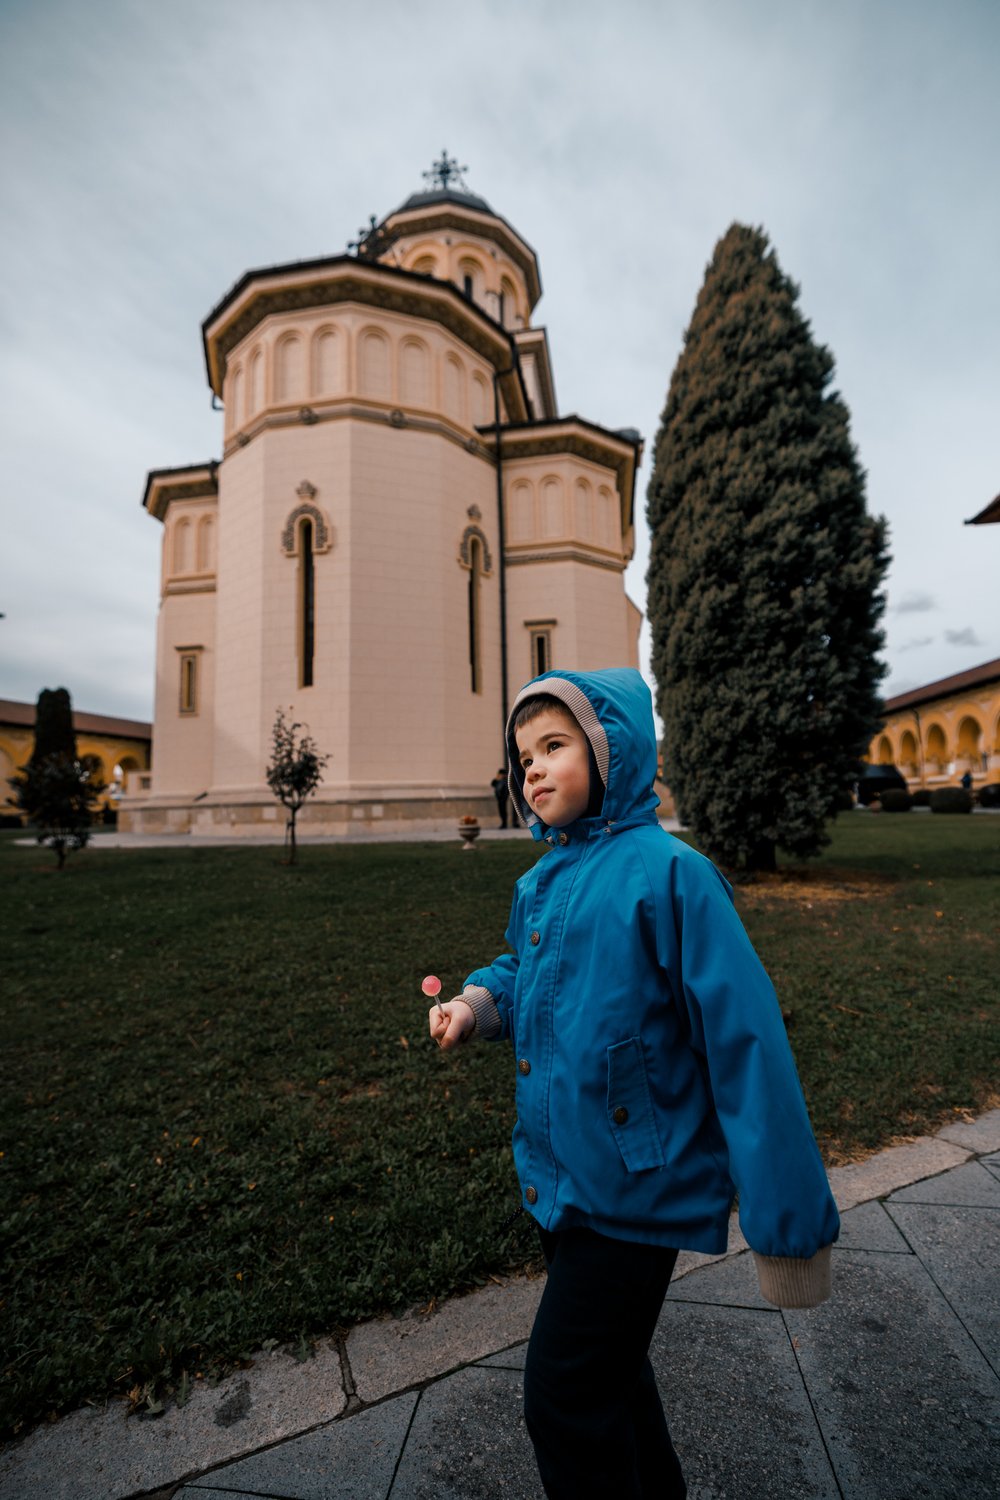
[468,537,482,694]
[299,518,315,687]
[526,621,555,678]
[463,272,474,298]
[179,651,199,714]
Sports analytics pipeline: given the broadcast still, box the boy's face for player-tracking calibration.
[515,705,591,827]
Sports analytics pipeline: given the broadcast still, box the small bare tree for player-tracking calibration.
[265,709,329,864]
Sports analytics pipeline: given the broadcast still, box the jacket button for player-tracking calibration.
[525,1186,538,1205]
[558,832,568,845]
[613,1106,629,1125]
[518,1058,531,1075]
[529,930,540,945]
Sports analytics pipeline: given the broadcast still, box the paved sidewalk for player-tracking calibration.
[2,1113,998,1500]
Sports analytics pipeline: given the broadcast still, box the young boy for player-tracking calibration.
[429,668,839,1500]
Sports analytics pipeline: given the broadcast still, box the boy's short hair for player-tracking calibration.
[512,693,579,735]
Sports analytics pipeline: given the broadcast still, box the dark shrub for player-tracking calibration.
[930,787,973,815]
[833,788,855,812]
[855,763,908,805]
[879,789,912,812]
[0,813,24,829]
[976,783,1000,808]
[911,788,932,807]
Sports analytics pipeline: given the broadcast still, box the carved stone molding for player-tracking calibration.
[281,495,333,555]
[458,523,493,575]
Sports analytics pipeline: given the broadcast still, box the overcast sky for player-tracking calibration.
[1,0,997,724]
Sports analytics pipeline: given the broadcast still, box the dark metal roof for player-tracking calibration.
[884,657,1000,712]
[966,492,1000,525]
[395,187,494,215]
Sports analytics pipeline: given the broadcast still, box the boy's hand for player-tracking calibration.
[430,997,475,1050]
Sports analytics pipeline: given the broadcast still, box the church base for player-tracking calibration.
[118,789,499,838]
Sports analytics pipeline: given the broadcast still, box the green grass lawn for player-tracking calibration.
[1,814,997,1438]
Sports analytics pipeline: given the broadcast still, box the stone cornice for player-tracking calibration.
[505,544,626,574]
[221,398,496,462]
[201,261,528,421]
[143,464,219,522]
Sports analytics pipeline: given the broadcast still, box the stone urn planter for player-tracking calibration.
[457,816,481,851]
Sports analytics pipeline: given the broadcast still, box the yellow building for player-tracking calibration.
[0,699,151,818]
[124,155,643,836]
[867,658,1000,790]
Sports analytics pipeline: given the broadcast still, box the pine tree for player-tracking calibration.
[646,224,889,872]
[9,688,104,867]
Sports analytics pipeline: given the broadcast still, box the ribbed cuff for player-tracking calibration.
[459,985,502,1040]
[753,1245,833,1308]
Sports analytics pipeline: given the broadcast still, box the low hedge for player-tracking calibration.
[911,788,932,808]
[977,783,1000,809]
[879,789,912,812]
[930,787,973,814]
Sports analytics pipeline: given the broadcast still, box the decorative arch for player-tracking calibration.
[540,476,564,538]
[458,523,493,575]
[899,728,918,772]
[597,485,618,548]
[358,327,391,398]
[412,254,438,277]
[399,338,431,406]
[876,734,893,764]
[247,346,264,414]
[470,371,490,427]
[172,516,193,574]
[312,325,344,396]
[274,332,305,403]
[226,364,243,433]
[925,722,948,771]
[196,514,215,573]
[508,480,534,543]
[281,482,333,556]
[443,352,466,422]
[499,275,517,328]
[956,714,982,763]
[458,256,485,303]
[574,477,594,539]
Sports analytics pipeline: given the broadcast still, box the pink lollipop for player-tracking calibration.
[422,974,445,1022]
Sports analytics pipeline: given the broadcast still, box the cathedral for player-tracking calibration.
[122,156,643,835]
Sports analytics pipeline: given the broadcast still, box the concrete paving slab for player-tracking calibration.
[184,1393,418,1500]
[474,1343,528,1371]
[887,1159,1000,1206]
[0,1342,347,1500]
[783,1248,1000,1499]
[827,1135,970,1211]
[651,1300,839,1499]
[388,1365,541,1499]
[936,1108,1000,1154]
[346,1276,543,1406]
[885,1203,1000,1375]
[835,1198,913,1252]
[666,1249,771,1309]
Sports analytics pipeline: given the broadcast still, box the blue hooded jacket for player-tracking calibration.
[462,668,839,1302]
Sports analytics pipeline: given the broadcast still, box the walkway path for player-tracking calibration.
[2,1113,998,1500]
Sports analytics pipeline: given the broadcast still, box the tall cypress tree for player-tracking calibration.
[646,224,889,872]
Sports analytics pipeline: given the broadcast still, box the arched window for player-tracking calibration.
[500,276,517,328]
[470,371,489,427]
[877,735,893,764]
[298,518,315,689]
[899,729,918,772]
[412,254,438,277]
[957,715,981,767]
[540,477,564,538]
[468,536,483,694]
[443,353,465,423]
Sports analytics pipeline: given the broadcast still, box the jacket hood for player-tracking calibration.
[506,668,660,838]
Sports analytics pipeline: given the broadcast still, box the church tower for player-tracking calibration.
[127,156,643,835]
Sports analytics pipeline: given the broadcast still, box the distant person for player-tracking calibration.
[429,668,837,1500]
[491,768,510,828]
[960,770,973,791]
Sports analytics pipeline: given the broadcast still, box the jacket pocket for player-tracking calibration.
[606,1036,665,1173]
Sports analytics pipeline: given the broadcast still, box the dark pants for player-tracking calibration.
[524,1226,685,1500]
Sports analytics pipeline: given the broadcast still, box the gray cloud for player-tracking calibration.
[898,636,935,652]
[945,628,984,647]
[893,592,936,614]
